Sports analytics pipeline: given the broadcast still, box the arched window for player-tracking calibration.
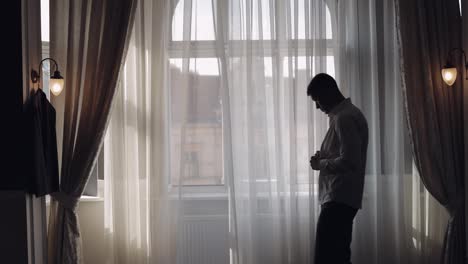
[168,0,336,187]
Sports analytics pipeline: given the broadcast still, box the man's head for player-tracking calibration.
[307,73,344,114]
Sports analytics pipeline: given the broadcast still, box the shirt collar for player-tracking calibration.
[328,98,351,117]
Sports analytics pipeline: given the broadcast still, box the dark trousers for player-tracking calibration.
[314,201,358,264]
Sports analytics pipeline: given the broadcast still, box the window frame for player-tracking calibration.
[167,1,337,191]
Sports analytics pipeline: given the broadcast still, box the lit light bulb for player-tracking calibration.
[441,67,457,86]
[444,71,453,80]
[50,78,64,96]
[49,70,64,96]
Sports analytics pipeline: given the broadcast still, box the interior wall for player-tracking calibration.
[0,192,28,263]
[44,200,106,263]
[46,198,229,263]
[77,201,106,263]
[1,0,24,189]
[0,0,28,263]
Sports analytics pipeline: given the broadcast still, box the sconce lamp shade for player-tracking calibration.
[31,58,65,96]
[441,48,468,86]
[441,67,457,86]
[50,70,64,96]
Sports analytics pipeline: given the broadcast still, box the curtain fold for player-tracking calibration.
[395,0,466,263]
[47,0,137,263]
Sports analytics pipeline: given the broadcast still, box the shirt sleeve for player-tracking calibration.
[319,114,362,173]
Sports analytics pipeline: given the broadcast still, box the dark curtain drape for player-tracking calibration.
[395,0,466,263]
[47,0,137,263]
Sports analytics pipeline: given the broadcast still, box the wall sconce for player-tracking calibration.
[441,48,468,86]
[31,58,64,96]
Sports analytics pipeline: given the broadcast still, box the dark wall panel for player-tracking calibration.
[1,0,26,189]
[0,1,29,263]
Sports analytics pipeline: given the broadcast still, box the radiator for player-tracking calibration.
[177,215,229,264]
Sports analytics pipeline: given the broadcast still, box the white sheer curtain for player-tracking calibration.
[104,1,179,263]
[222,0,330,263]
[103,0,449,263]
[334,1,449,263]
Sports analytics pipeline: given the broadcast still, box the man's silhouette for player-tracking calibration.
[307,73,368,264]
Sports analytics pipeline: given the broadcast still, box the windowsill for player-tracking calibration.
[45,180,105,205]
[80,179,104,202]
[45,194,104,205]
[80,195,104,202]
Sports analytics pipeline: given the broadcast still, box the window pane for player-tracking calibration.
[326,4,332,39]
[229,0,273,40]
[41,0,50,97]
[41,59,50,98]
[41,0,49,42]
[282,56,334,78]
[172,0,216,41]
[169,58,223,185]
[172,0,184,41]
[459,0,462,16]
[172,0,334,41]
[192,0,216,40]
[289,1,333,39]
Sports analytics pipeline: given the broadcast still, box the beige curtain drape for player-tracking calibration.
[47,0,137,263]
[396,0,466,263]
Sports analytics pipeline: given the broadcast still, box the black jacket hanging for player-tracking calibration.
[24,89,59,196]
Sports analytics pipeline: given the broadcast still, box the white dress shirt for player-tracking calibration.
[318,98,368,209]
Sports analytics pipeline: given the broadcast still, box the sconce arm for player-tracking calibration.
[447,48,468,80]
[31,58,60,84]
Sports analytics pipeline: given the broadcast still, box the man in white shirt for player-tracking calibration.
[307,73,368,264]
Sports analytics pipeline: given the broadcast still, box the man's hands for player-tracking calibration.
[310,151,321,170]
